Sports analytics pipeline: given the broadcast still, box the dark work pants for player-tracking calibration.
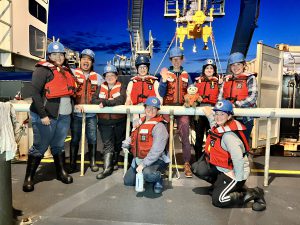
[98,120,126,155]
[192,156,246,208]
[193,116,210,156]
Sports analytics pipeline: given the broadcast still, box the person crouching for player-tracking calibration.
[192,100,266,211]
[122,97,169,194]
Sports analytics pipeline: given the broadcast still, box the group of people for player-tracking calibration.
[22,39,266,211]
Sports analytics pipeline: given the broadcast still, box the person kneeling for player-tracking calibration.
[123,97,169,194]
[192,100,266,211]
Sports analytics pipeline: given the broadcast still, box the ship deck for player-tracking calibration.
[11,152,300,225]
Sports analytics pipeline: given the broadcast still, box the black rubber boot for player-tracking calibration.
[69,145,79,173]
[246,187,266,211]
[88,144,99,172]
[229,192,245,205]
[22,155,42,192]
[96,153,113,179]
[53,152,73,184]
[112,151,120,171]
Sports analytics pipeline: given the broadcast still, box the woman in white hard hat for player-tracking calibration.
[193,58,220,161]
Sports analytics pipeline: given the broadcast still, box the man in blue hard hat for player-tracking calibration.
[70,49,104,173]
[122,96,170,194]
[159,46,194,178]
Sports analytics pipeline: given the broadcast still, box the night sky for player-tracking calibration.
[48,0,300,74]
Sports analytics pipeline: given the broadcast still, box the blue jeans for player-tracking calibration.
[70,115,97,145]
[124,159,168,186]
[29,111,71,157]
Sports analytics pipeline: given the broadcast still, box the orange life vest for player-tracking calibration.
[204,120,250,169]
[164,71,189,105]
[97,81,125,120]
[223,72,255,103]
[195,76,219,105]
[130,116,164,159]
[130,75,157,105]
[73,68,99,104]
[37,61,76,99]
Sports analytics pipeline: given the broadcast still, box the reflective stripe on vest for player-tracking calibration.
[130,75,157,105]
[74,68,99,104]
[204,120,250,169]
[37,61,76,99]
[195,76,219,105]
[164,71,189,105]
[130,116,164,159]
[223,73,255,103]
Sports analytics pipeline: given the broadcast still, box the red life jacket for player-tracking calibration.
[222,72,256,103]
[164,71,189,105]
[195,76,219,105]
[73,68,99,104]
[37,61,76,99]
[97,81,125,120]
[204,120,250,169]
[130,75,157,105]
[130,116,164,159]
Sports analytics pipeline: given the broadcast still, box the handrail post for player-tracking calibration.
[123,108,131,176]
[168,110,174,181]
[80,112,86,176]
[264,117,272,186]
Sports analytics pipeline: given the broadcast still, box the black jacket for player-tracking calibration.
[30,66,73,119]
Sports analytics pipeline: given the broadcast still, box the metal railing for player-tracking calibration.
[12,103,300,186]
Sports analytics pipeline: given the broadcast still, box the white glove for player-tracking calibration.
[122,137,131,149]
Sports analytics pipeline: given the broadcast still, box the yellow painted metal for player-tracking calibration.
[202,25,212,45]
[192,10,206,25]
[175,7,214,50]
[252,169,300,175]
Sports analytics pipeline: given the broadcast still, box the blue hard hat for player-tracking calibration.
[144,97,161,109]
[103,64,118,75]
[213,100,234,115]
[228,52,245,65]
[135,55,150,68]
[80,49,95,61]
[169,47,184,58]
[47,41,65,54]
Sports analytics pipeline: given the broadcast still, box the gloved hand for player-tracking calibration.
[122,137,131,149]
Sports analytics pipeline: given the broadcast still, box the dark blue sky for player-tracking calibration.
[48,0,300,74]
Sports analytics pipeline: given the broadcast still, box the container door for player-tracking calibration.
[251,42,284,148]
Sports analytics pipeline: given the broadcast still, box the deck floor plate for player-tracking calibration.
[11,156,300,225]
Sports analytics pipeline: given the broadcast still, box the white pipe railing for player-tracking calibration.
[12,104,300,186]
